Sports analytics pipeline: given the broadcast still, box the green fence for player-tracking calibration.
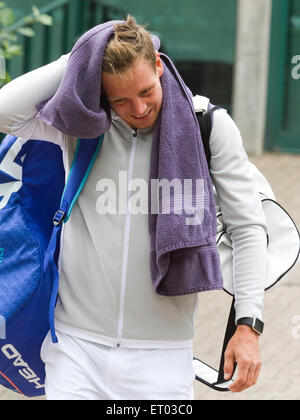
[99,0,237,63]
[266,0,300,153]
[2,0,237,140]
[6,0,237,78]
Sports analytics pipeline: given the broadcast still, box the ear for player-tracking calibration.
[155,51,164,77]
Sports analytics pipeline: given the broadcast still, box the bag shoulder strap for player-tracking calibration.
[196,105,221,168]
[45,135,104,343]
[55,137,104,224]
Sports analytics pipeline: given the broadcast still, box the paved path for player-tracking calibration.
[1,152,299,400]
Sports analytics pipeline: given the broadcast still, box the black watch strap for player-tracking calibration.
[237,317,264,335]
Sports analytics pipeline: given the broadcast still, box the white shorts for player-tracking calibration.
[41,331,195,400]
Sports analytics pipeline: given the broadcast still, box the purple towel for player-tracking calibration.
[37,21,223,296]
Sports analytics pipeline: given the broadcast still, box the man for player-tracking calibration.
[0,16,267,400]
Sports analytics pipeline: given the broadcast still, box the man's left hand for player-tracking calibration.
[223,325,262,393]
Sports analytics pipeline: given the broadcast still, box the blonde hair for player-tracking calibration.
[102,15,156,75]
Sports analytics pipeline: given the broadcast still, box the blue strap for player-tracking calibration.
[44,225,62,343]
[59,136,104,221]
[43,135,104,343]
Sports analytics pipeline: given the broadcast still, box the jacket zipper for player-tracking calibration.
[116,131,138,347]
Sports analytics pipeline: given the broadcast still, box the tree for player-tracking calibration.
[0,3,53,87]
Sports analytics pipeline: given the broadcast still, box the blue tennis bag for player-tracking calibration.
[0,134,103,397]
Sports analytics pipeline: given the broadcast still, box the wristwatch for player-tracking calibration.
[237,317,264,335]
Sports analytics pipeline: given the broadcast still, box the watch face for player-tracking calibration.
[253,318,264,334]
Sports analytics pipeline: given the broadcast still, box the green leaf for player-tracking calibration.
[23,16,35,25]
[6,44,23,55]
[0,32,18,42]
[1,50,11,59]
[32,5,40,18]
[37,14,53,26]
[1,39,9,48]
[0,7,15,27]
[17,27,35,37]
[0,3,6,9]
[0,46,11,59]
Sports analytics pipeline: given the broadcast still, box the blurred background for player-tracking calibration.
[0,0,299,401]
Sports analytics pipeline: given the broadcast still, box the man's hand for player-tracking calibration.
[224,325,262,393]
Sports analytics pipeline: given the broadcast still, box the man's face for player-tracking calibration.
[102,55,164,130]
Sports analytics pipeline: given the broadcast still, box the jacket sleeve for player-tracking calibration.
[0,54,70,145]
[209,109,268,323]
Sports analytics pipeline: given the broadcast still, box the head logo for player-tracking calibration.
[0,138,28,210]
[1,344,44,390]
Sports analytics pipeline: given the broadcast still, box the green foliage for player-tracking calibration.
[0,2,53,87]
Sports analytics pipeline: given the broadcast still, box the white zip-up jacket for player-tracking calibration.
[0,55,267,349]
